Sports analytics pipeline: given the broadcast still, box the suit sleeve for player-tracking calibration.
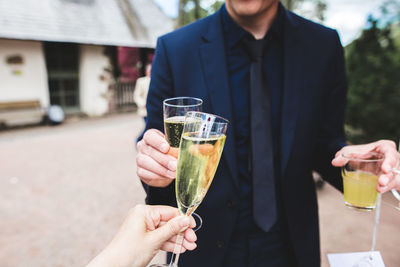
[312,31,347,191]
[137,37,176,206]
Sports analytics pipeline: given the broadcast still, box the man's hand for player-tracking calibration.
[136,129,178,187]
[332,140,400,193]
[86,205,197,267]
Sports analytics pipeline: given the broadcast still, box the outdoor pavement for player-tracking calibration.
[0,113,399,267]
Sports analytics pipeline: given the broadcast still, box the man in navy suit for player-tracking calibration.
[136,1,399,266]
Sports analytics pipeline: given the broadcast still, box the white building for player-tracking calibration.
[0,0,173,125]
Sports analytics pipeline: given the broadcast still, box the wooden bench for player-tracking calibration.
[0,100,45,126]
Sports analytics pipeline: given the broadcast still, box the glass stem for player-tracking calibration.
[168,232,184,267]
[370,193,382,251]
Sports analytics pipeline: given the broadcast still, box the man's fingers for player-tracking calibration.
[373,140,398,172]
[331,154,348,167]
[143,129,170,153]
[138,143,177,172]
[137,154,176,179]
[332,141,399,170]
[140,175,174,187]
[381,153,398,174]
[378,173,399,193]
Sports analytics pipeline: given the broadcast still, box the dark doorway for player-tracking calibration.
[44,42,80,113]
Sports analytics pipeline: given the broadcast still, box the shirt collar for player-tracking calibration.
[221,4,247,49]
[221,3,285,49]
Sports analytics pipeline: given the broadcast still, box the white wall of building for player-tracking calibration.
[79,45,110,116]
[0,39,49,107]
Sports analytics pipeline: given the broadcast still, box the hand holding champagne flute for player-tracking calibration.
[136,97,202,189]
[151,111,228,267]
[172,111,228,267]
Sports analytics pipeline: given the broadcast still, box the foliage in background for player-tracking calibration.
[177,0,223,27]
[345,0,400,143]
[281,0,326,21]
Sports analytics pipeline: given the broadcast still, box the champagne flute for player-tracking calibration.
[341,152,384,267]
[163,97,202,157]
[151,111,228,267]
[172,111,228,267]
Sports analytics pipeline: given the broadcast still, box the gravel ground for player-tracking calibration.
[0,113,399,267]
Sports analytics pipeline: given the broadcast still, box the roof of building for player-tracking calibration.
[0,0,174,47]
[128,0,175,46]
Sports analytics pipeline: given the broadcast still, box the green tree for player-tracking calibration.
[177,0,223,27]
[345,16,400,143]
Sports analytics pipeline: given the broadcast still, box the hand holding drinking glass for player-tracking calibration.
[136,128,179,188]
[86,205,197,267]
[332,140,400,267]
[151,111,228,267]
[136,97,203,188]
[332,140,400,193]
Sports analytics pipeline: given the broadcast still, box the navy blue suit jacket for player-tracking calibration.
[142,6,347,267]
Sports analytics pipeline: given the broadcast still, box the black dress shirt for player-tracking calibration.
[221,4,285,234]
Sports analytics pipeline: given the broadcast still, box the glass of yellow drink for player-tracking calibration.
[342,152,384,211]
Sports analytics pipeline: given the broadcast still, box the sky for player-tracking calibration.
[153,0,385,45]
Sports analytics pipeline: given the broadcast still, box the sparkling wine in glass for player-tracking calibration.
[151,111,228,267]
[172,111,228,267]
[163,97,202,157]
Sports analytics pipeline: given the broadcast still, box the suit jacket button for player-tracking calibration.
[217,240,224,248]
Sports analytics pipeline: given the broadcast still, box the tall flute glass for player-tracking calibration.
[152,111,228,267]
[151,110,227,267]
[341,152,384,267]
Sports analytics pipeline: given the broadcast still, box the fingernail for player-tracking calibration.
[180,217,190,228]
[160,143,169,153]
[168,160,177,171]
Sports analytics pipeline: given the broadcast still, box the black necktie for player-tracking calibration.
[243,37,277,232]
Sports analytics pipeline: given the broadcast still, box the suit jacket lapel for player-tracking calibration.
[199,10,239,188]
[281,10,303,176]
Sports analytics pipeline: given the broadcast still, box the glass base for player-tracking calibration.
[149,264,169,267]
[345,202,375,211]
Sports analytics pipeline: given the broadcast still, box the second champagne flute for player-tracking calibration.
[150,111,228,267]
[171,111,228,267]
[163,97,202,157]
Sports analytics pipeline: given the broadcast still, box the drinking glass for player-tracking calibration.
[342,152,384,211]
[163,97,202,157]
[341,152,384,267]
[151,111,228,267]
